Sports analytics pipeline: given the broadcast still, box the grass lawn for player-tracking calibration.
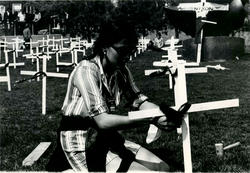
[0,48,250,172]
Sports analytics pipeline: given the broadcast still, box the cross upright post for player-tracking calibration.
[41,56,47,115]
[174,60,192,173]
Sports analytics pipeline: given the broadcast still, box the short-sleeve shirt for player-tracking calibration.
[61,56,148,152]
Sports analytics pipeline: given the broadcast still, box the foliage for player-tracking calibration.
[20,0,168,37]
[116,0,167,35]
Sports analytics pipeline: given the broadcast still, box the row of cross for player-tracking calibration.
[0,35,94,114]
[0,35,152,115]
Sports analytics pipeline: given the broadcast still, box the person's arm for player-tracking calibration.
[121,65,172,130]
[93,112,153,130]
[73,65,155,130]
[139,100,158,110]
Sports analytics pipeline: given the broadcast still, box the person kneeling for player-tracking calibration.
[46,19,185,172]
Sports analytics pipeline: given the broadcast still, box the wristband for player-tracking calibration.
[137,99,149,109]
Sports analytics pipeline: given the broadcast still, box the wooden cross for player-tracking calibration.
[137,37,150,54]
[23,47,42,82]
[161,36,183,89]
[81,39,94,50]
[22,142,51,166]
[129,60,239,173]
[20,54,69,115]
[22,39,40,64]
[146,59,207,137]
[69,38,86,61]
[38,37,47,53]
[0,51,11,91]
[36,36,57,56]
[25,39,39,55]
[55,43,77,72]
[11,37,24,58]
[163,36,182,51]
[55,36,70,53]
[0,38,7,62]
[157,36,201,89]
[56,37,87,72]
[162,37,199,66]
[0,39,25,69]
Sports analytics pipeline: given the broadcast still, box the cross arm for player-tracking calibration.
[129,99,239,120]
[0,63,9,70]
[21,70,69,78]
[145,67,207,76]
[172,2,229,12]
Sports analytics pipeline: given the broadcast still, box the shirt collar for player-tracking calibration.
[95,55,105,78]
[95,56,110,93]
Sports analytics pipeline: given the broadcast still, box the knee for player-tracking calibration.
[135,147,170,172]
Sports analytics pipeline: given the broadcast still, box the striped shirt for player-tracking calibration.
[60,56,148,168]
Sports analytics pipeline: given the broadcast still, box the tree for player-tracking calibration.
[21,0,168,37]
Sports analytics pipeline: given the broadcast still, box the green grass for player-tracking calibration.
[0,49,250,172]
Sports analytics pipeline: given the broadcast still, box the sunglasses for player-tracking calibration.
[111,46,136,60]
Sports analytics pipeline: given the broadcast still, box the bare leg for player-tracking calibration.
[106,141,169,172]
[106,151,150,172]
[135,147,170,171]
[106,151,121,171]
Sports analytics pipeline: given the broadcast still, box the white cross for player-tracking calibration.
[146,59,207,136]
[129,60,239,173]
[157,37,200,89]
[137,37,150,54]
[55,43,81,72]
[20,54,69,115]
[23,47,42,81]
[55,37,89,72]
[0,39,25,69]
[0,51,11,91]
[22,39,40,64]
[162,37,199,66]
[25,39,39,55]
[22,142,51,166]
[163,36,182,51]
[0,38,8,62]
[11,37,24,58]
[36,36,57,56]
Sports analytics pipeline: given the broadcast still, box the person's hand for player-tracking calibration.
[152,102,191,131]
[152,116,177,131]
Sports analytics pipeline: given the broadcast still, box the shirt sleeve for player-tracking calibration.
[74,65,109,117]
[121,66,148,109]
